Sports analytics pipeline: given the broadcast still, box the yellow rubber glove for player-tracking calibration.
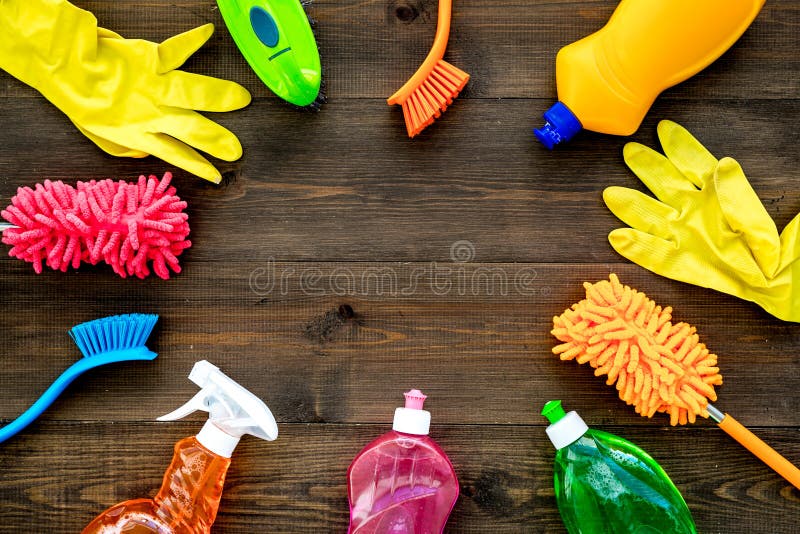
[603,120,800,321]
[0,0,251,183]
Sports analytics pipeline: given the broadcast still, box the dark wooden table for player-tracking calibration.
[1,1,798,532]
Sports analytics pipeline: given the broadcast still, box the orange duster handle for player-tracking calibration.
[717,414,800,490]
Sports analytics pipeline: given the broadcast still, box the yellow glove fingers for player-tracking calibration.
[714,157,781,277]
[135,132,223,184]
[1,2,247,183]
[657,120,717,188]
[608,228,725,292]
[156,108,243,162]
[623,142,699,204]
[610,229,771,305]
[608,228,677,271]
[162,70,252,112]
[609,121,797,321]
[603,186,678,240]
[73,121,149,158]
[157,23,214,74]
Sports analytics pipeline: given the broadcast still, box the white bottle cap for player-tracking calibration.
[545,410,589,450]
[392,389,431,435]
[197,419,241,458]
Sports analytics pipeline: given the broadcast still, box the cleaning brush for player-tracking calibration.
[0,313,158,444]
[0,172,190,279]
[552,274,800,489]
[387,0,469,137]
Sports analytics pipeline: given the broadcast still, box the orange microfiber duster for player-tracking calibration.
[552,274,800,489]
[387,0,469,138]
[553,273,723,426]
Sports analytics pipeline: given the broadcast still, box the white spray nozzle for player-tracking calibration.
[158,360,278,457]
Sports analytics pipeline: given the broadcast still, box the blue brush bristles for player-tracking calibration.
[70,313,159,358]
[0,313,159,444]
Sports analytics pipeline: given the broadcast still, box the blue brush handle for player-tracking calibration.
[0,348,156,444]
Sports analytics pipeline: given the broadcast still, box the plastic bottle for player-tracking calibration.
[347,389,459,534]
[83,360,279,534]
[542,400,697,534]
[534,0,765,148]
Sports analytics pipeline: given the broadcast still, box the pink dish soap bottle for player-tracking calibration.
[347,389,459,534]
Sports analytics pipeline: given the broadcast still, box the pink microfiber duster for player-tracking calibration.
[1,172,190,279]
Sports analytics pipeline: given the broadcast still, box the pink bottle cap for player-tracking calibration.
[404,389,427,410]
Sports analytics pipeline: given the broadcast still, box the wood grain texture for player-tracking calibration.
[0,262,798,427]
[0,0,798,532]
[0,422,797,533]
[0,98,798,263]
[1,1,798,100]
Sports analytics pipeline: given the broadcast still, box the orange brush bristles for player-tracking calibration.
[387,0,469,137]
[396,60,469,138]
[551,274,724,426]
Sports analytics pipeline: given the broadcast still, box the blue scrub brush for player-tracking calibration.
[0,313,159,444]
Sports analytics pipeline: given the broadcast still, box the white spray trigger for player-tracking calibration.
[157,360,278,457]
[158,390,209,421]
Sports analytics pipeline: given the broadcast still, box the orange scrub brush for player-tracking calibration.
[387,0,469,138]
[552,274,800,490]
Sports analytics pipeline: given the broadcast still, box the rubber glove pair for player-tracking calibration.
[604,120,800,321]
[0,0,249,183]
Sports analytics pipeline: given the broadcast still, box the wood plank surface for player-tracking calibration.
[0,422,797,533]
[0,0,798,532]
[1,98,798,263]
[1,1,797,100]
[0,262,798,427]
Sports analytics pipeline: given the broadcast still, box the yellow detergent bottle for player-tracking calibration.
[534,0,765,148]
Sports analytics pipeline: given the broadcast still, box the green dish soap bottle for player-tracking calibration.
[541,400,697,534]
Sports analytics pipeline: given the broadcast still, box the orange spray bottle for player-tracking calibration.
[83,360,279,534]
[534,0,765,148]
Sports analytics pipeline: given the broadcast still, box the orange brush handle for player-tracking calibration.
[718,414,800,490]
[388,0,453,103]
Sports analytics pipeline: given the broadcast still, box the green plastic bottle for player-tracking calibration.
[541,401,697,534]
